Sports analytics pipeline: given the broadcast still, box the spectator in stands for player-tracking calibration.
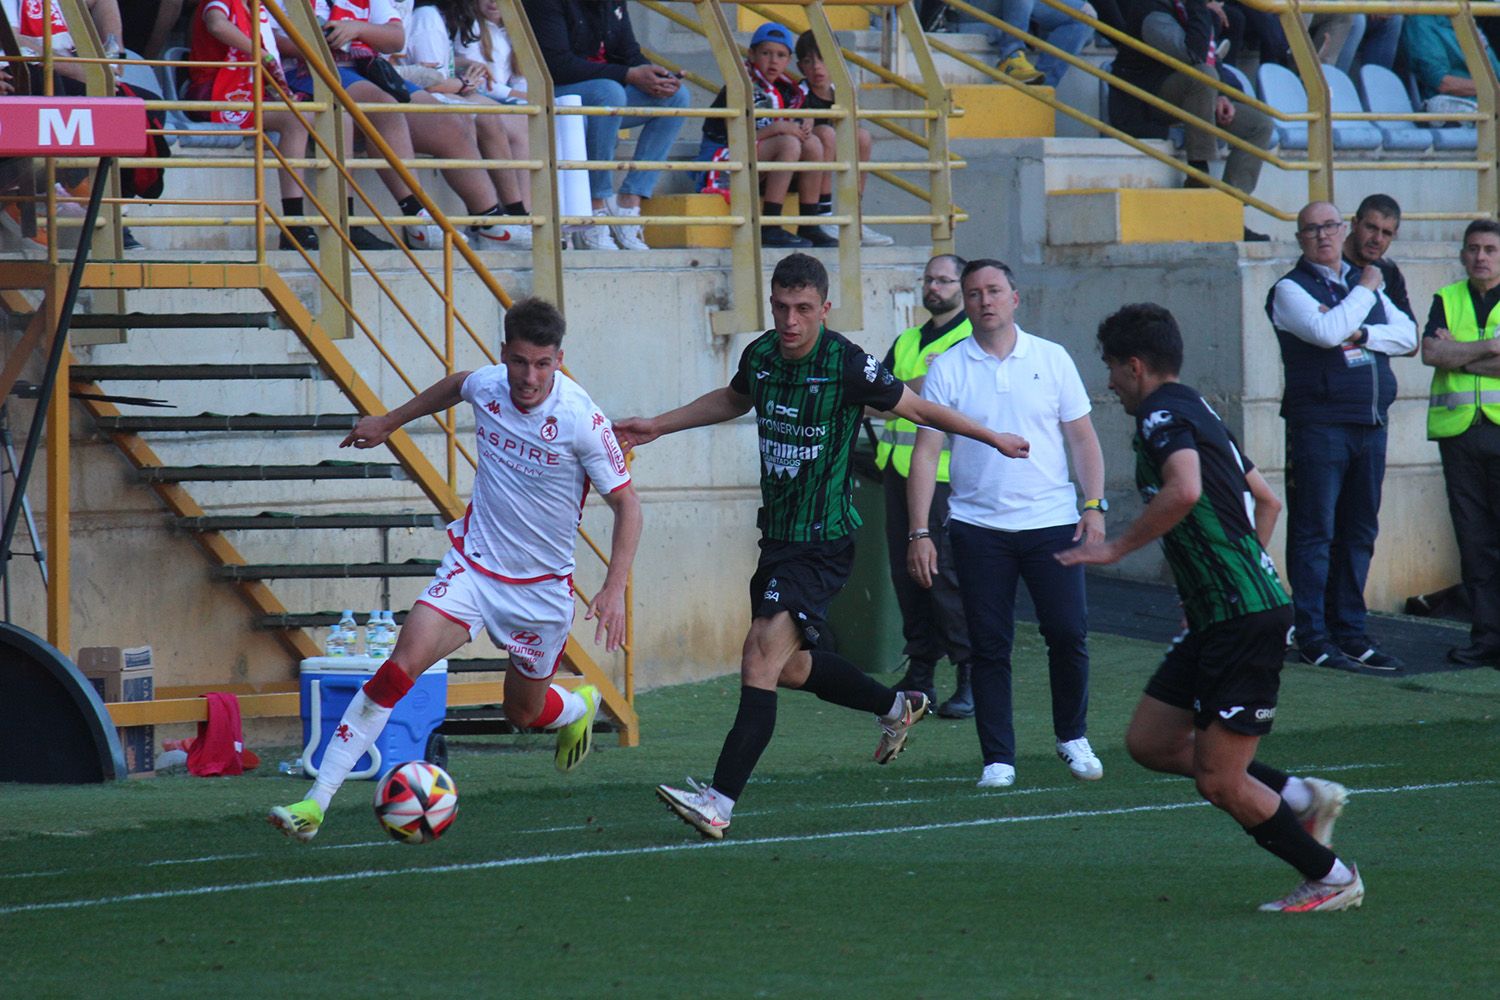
[1420,219,1500,668]
[523,0,691,251]
[1109,0,1273,240]
[794,30,893,248]
[1305,13,1356,65]
[1230,1,1289,67]
[700,23,831,249]
[284,0,518,252]
[1267,200,1417,673]
[1402,14,1500,114]
[119,0,184,59]
[1335,9,1404,75]
[402,0,531,248]
[189,1,320,251]
[459,0,527,102]
[952,0,1097,87]
[1343,194,1414,323]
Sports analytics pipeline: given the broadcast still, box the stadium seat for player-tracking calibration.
[1321,65,1383,150]
[1257,63,1308,150]
[160,46,247,148]
[1356,64,1434,152]
[1221,63,1255,99]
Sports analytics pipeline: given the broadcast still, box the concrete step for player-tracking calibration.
[1047,187,1243,245]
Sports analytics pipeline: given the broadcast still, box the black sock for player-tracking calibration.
[762,199,783,222]
[799,650,897,715]
[503,200,526,216]
[1244,800,1337,881]
[798,202,821,234]
[398,195,421,217]
[281,197,304,218]
[710,686,777,802]
[1247,760,1289,794]
[817,194,832,214]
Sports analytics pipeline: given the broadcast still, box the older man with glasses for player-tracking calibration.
[1266,201,1417,673]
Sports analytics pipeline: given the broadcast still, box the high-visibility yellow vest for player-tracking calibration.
[874,318,972,480]
[1427,280,1500,439]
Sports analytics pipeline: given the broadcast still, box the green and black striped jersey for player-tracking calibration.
[1133,382,1291,630]
[729,327,904,542]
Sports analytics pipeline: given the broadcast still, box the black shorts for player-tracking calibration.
[1144,604,1294,736]
[749,535,856,649]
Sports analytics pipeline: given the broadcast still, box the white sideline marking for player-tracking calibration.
[0,779,1488,917]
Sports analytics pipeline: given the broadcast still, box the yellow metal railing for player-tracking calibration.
[930,0,1500,220]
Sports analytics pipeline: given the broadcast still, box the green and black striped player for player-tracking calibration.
[1059,302,1364,913]
[616,253,1030,840]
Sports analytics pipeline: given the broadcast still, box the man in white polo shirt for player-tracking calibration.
[907,258,1107,789]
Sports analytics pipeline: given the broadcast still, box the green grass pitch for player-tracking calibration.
[3,630,1497,998]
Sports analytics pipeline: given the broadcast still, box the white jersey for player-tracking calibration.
[451,366,630,583]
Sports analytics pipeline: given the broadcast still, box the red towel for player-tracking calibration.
[180,692,260,776]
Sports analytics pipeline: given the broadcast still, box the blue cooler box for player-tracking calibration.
[299,657,448,780]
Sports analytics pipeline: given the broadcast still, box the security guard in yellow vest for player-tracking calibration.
[1420,219,1500,667]
[874,254,976,713]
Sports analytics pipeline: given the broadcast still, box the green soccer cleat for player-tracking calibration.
[267,799,324,843]
[555,685,601,773]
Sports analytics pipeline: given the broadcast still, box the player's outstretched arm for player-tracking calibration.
[890,386,1029,458]
[586,482,644,652]
[614,386,753,451]
[1057,449,1201,567]
[341,371,472,449]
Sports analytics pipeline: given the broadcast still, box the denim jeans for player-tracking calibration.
[1336,14,1404,74]
[954,0,1093,86]
[1283,422,1387,648]
[553,77,691,200]
[949,520,1090,766]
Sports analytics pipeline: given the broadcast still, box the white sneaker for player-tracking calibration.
[471,221,532,250]
[1056,737,1103,781]
[861,223,895,247]
[573,213,619,251]
[404,208,459,251]
[1296,777,1348,846]
[977,762,1016,788]
[611,204,649,251]
[656,777,731,840]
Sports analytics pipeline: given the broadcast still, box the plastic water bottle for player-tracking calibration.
[365,609,389,659]
[378,610,399,657]
[277,757,303,775]
[329,609,357,656]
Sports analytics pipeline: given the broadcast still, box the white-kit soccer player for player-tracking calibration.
[269,297,642,842]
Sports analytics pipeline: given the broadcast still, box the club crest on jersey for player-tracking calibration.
[427,581,449,598]
[541,416,559,442]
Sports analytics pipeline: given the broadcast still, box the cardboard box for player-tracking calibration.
[78,645,155,775]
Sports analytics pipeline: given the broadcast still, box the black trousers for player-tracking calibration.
[881,472,971,666]
[1439,420,1500,651]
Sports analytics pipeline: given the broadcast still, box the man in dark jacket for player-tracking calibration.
[1267,201,1418,673]
[1343,193,1415,323]
[523,0,691,250]
[1108,0,1272,240]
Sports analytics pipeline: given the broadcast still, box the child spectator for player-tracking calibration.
[403,0,530,248]
[700,23,834,248]
[188,0,318,250]
[794,30,893,248]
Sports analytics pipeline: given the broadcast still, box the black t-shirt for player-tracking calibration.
[1424,282,1500,337]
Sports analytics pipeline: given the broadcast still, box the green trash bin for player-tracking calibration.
[825,431,905,673]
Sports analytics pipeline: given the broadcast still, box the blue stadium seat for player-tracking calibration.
[1321,64,1383,150]
[1356,65,1433,153]
[1257,63,1308,150]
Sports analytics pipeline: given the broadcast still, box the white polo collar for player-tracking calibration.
[959,324,1031,363]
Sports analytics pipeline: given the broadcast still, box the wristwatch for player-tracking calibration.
[1082,498,1109,514]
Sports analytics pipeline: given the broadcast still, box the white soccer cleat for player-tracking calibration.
[1056,737,1103,781]
[874,691,929,764]
[977,762,1016,788]
[1258,863,1364,912]
[1296,777,1348,846]
[656,778,730,840]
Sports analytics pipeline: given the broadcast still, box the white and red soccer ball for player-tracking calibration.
[373,760,458,844]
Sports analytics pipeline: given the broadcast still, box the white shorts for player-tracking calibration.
[415,548,574,680]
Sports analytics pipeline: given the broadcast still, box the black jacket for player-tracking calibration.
[1112,0,1213,94]
[522,0,647,86]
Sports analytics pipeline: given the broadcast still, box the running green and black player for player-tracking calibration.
[1058,302,1365,913]
[616,253,1030,839]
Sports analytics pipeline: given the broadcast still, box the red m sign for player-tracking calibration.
[0,96,148,156]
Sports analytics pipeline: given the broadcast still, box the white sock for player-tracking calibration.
[708,787,735,818]
[1323,858,1354,885]
[881,692,904,722]
[541,685,588,730]
[1282,776,1313,813]
[308,689,392,811]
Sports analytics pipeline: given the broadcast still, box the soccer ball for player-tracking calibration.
[373,760,459,844]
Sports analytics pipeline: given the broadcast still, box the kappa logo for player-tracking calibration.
[510,628,542,645]
[1218,706,1246,720]
[541,416,559,443]
[485,399,503,415]
[591,412,605,430]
